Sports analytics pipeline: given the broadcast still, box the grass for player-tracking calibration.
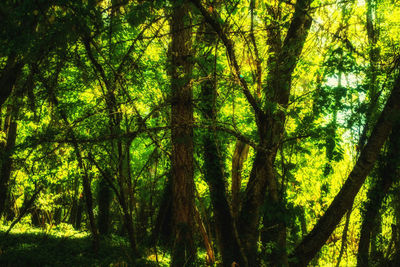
[0,223,159,267]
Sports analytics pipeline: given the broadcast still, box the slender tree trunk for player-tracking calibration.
[44,73,100,251]
[74,193,84,229]
[117,142,138,254]
[357,122,400,266]
[196,18,247,266]
[200,67,246,267]
[238,149,282,266]
[83,29,139,254]
[291,72,400,266]
[194,206,215,265]
[357,0,387,264]
[170,2,196,266]
[80,166,100,251]
[0,106,18,218]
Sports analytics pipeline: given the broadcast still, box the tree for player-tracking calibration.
[191,0,313,264]
[197,11,246,266]
[169,1,196,266]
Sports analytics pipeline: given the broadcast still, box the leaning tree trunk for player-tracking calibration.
[169,2,196,266]
[291,72,400,266]
[356,0,386,264]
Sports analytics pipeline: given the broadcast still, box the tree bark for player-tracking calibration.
[170,2,196,266]
[291,72,400,266]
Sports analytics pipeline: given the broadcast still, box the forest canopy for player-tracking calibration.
[1,0,400,266]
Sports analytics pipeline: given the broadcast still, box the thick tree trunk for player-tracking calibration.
[291,72,400,266]
[238,149,282,266]
[170,2,196,266]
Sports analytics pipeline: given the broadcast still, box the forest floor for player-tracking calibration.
[0,224,166,267]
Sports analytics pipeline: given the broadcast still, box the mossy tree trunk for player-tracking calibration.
[198,22,246,266]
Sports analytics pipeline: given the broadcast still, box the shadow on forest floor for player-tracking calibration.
[0,230,153,267]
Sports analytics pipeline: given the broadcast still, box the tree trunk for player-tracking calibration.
[191,0,313,264]
[335,203,353,267]
[194,206,215,265]
[196,18,247,266]
[231,140,249,221]
[97,176,112,235]
[240,1,313,262]
[117,146,138,254]
[291,72,400,266]
[83,30,138,254]
[0,106,18,218]
[45,75,100,251]
[0,55,23,109]
[238,149,281,266]
[357,122,400,266]
[73,193,84,229]
[170,2,196,266]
